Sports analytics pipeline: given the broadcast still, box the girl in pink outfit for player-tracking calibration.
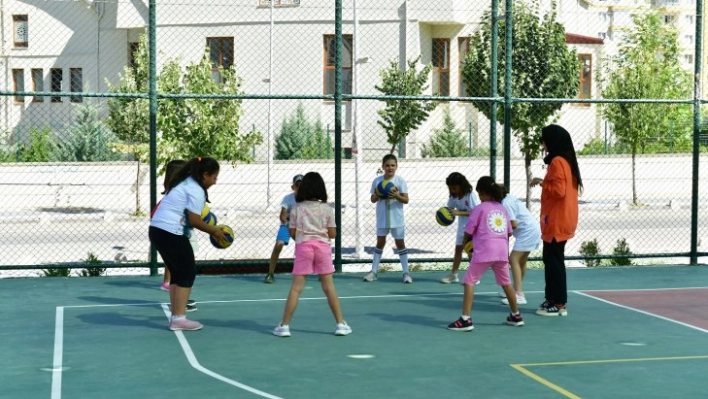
[447,176,524,331]
[273,172,352,338]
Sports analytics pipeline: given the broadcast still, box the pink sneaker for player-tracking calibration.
[160,282,170,291]
[169,318,203,331]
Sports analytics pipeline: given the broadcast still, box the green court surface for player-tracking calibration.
[2,266,707,399]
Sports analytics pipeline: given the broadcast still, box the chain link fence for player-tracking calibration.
[1,0,707,278]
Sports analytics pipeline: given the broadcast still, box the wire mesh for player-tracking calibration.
[0,0,706,278]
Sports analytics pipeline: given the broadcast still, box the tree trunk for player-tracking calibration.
[389,142,396,154]
[525,152,533,209]
[631,146,637,205]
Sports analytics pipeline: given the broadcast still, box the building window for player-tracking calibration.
[458,37,470,97]
[683,54,694,64]
[323,34,352,96]
[578,54,592,106]
[685,15,695,25]
[598,32,607,39]
[70,68,83,103]
[684,35,694,45]
[32,69,43,103]
[664,14,675,24]
[432,38,450,96]
[51,68,62,103]
[12,69,24,103]
[598,12,608,22]
[128,42,140,70]
[207,37,234,83]
[258,0,300,6]
[13,15,28,48]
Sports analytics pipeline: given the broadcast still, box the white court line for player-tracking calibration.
[51,307,64,399]
[160,304,283,399]
[575,291,708,334]
[60,291,494,309]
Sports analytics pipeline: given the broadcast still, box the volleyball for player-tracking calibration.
[375,180,395,198]
[210,225,234,249]
[202,211,217,226]
[201,204,211,219]
[463,240,474,258]
[435,207,455,226]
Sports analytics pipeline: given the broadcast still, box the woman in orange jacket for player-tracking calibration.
[530,125,583,317]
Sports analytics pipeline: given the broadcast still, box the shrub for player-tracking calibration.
[421,108,468,158]
[43,267,71,277]
[609,238,633,266]
[275,104,330,160]
[80,252,106,277]
[579,238,602,267]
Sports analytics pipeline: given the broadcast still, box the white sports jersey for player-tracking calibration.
[502,194,541,251]
[370,174,408,228]
[150,177,206,237]
[447,191,479,227]
[280,192,296,221]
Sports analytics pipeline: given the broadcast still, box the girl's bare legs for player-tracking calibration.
[280,275,307,325]
[501,284,519,314]
[319,274,344,323]
[170,285,192,316]
[509,250,531,295]
[461,283,475,316]
[451,245,463,274]
[163,268,171,285]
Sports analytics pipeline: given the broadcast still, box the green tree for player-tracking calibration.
[106,35,262,214]
[55,102,121,162]
[375,57,438,154]
[462,0,579,206]
[421,107,468,158]
[275,104,330,160]
[157,52,262,166]
[602,13,691,204]
[106,36,151,215]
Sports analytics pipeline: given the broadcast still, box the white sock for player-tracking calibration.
[372,248,383,273]
[461,315,470,321]
[171,315,186,322]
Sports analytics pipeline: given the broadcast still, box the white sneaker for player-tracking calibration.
[403,273,413,284]
[363,271,377,282]
[501,295,527,305]
[440,273,459,284]
[273,324,291,337]
[335,322,352,336]
[498,290,507,298]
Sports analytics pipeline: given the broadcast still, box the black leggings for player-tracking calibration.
[149,226,196,288]
[542,239,567,305]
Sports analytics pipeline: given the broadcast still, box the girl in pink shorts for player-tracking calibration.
[273,172,352,338]
[447,176,525,331]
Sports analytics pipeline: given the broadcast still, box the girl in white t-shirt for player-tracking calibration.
[440,172,479,284]
[273,172,351,337]
[499,188,541,306]
[363,154,411,283]
[149,157,227,332]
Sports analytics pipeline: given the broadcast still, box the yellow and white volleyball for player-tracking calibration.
[435,207,455,226]
[210,225,234,249]
[201,205,217,226]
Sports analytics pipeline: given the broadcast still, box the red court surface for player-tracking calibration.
[580,288,708,331]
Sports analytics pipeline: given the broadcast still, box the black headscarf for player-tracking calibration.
[541,124,583,191]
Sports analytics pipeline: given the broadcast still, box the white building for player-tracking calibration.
[0,0,700,160]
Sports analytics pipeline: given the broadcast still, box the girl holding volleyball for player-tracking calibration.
[363,154,411,283]
[447,176,524,331]
[149,156,227,331]
[273,172,351,337]
[439,172,479,284]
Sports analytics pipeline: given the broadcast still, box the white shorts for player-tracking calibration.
[455,221,466,246]
[511,232,541,252]
[376,227,405,240]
